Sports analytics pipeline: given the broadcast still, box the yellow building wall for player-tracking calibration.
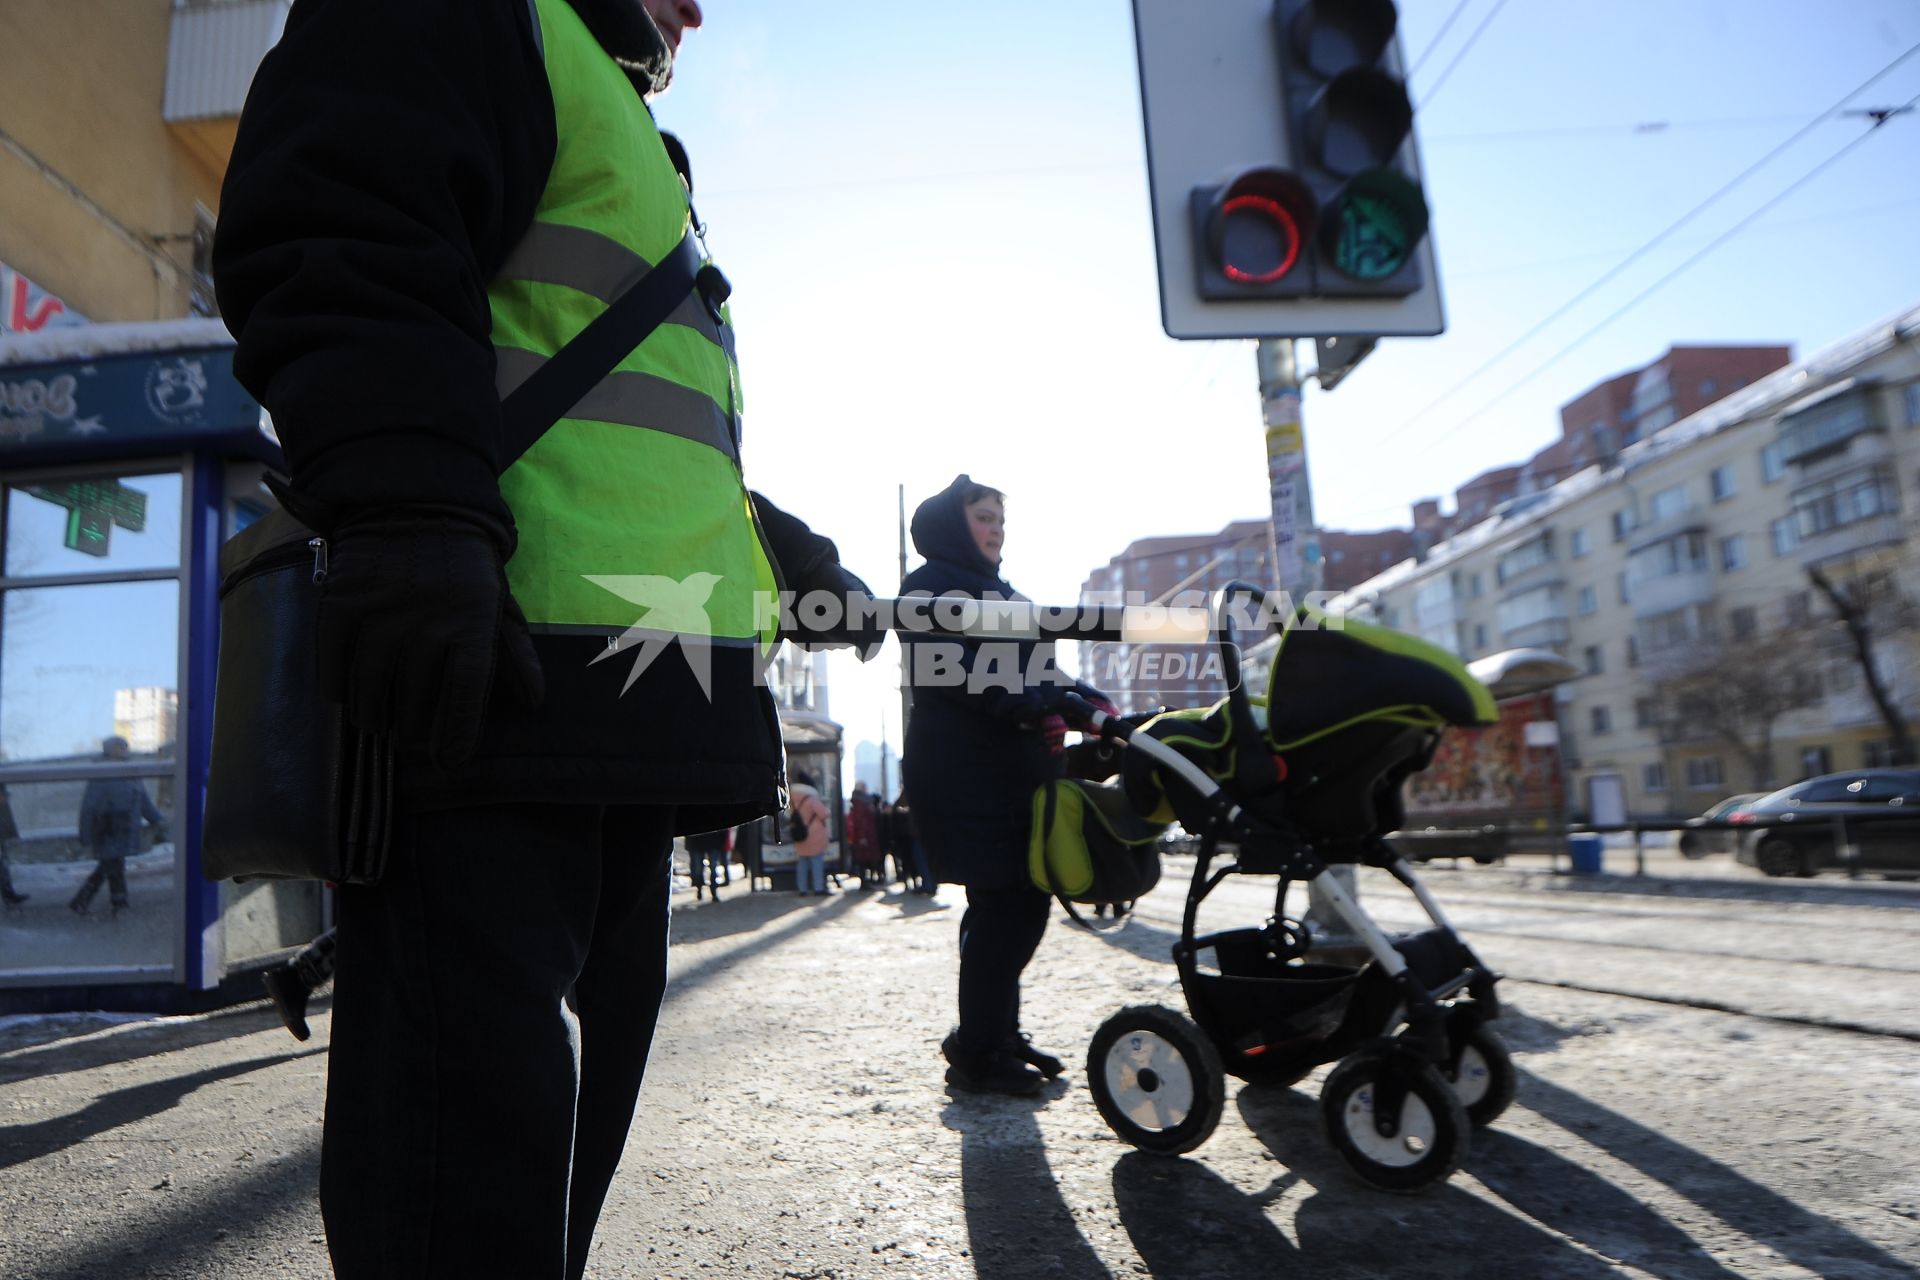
[0,0,226,323]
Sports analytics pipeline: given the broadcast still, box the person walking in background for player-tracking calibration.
[70,737,166,918]
[685,826,732,901]
[846,780,883,889]
[891,790,933,895]
[900,476,1117,1095]
[262,926,339,1042]
[790,772,832,897]
[0,784,28,907]
[211,2,878,1275]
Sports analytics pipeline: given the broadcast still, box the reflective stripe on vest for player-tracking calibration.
[491,0,775,644]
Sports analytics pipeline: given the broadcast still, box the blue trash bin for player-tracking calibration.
[1568,833,1604,875]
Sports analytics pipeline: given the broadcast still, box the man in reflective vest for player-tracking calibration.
[214,3,870,1276]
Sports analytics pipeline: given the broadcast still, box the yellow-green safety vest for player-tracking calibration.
[489,0,778,650]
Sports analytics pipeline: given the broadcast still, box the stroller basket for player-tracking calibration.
[1181,930,1400,1073]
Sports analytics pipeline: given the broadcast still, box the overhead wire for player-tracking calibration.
[1372,37,1920,449]
[1409,87,1920,460]
[1416,0,1511,108]
[1409,0,1476,79]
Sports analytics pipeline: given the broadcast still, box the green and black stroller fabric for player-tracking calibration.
[1119,609,1496,852]
[1028,776,1168,925]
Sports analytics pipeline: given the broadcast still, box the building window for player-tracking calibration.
[1800,746,1832,778]
[1771,516,1798,556]
[1784,591,1812,626]
[1710,465,1737,502]
[1729,606,1757,641]
[1699,379,1717,398]
[1864,740,1895,768]
[1761,441,1787,484]
[1629,531,1710,582]
[1583,645,1604,676]
[1577,584,1597,616]
[1719,535,1746,571]
[1626,636,1639,667]
[1473,622,1488,649]
[1570,527,1591,557]
[1685,757,1724,789]
[1617,570,1631,605]
[1612,509,1634,542]
[1906,382,1920,428]
[1469,573,1483,599]
[1590,706,1612,736]
[1634,697,1659,729]
[1498,584,1567,635]
[1647,483,1689,523]
[1644,762,1667,793]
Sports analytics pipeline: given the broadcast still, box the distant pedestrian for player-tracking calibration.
[890,791,932,895]
[790,772,832,897]
[0,785,28,907]
[263,927,339,1041]
[69,737,166,917]
[685,827,732,901]
[847,781,883,889]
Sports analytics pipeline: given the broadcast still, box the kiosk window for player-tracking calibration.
[5,472,182,576]
[1,581,180,765]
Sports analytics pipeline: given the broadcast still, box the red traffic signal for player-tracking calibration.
[1202,168,1318,287]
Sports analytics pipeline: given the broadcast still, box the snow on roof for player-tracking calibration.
[0,319,236,368]
[1326,298,1920,611]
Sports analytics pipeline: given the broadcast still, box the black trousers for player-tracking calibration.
[320,802,675,1280]
[954,882,1052,1060]
[71,857,129,909]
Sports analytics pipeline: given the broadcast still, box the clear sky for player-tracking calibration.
[649,0,1920,789]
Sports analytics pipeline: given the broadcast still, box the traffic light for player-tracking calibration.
[1133,0,1444,340]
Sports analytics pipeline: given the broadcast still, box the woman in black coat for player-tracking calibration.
[901,475,1113,1095]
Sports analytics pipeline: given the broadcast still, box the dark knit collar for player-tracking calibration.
[563,0,673,95]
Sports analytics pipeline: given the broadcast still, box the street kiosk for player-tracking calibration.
[0,320,322,1013]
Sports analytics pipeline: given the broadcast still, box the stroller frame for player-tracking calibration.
[1073,584,1512,1192]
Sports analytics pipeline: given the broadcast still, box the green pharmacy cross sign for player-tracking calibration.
[25,480,147,558]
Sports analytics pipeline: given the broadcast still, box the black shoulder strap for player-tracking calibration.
[498,231,709,469]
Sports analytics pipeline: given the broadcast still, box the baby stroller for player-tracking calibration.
[1065,586,1509,1193]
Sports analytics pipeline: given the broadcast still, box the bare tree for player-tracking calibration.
[1646,625,1825,791]
[1806,564,1918,766]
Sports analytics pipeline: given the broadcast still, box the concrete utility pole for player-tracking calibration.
[897,483,912,756]
[1256,337,1354,943]
[1256,338,1322,605]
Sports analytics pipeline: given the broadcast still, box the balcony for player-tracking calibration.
[1630,566,1715,619]
[1776,380,1886,469]
[1798,512,1906,570]
[164,1,292,173]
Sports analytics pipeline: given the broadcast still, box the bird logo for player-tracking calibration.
[585,572,723,698]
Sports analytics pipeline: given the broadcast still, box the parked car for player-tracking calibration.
[1730,769,1920,878]
[1676,793,1767,858]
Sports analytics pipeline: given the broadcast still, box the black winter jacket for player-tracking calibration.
[899,476,1100,889]
[212,0,808,831]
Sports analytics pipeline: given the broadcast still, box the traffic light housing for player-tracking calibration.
[1134,0,1444,339]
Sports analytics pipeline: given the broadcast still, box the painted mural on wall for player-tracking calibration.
[1405,690,1564,818]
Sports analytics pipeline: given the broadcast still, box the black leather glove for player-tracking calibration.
[750,492,886,660]
[316,508,545,768]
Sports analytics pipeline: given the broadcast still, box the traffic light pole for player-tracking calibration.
[1256,337,1321,604]
[1256,336,1356,941]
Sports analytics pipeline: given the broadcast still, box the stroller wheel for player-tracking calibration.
[1445,1023,1515,1128]
[1321,1048,1469,1192]
[1087,1005,1225,1156]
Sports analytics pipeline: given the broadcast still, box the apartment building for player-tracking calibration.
[1332,305,1920,824]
